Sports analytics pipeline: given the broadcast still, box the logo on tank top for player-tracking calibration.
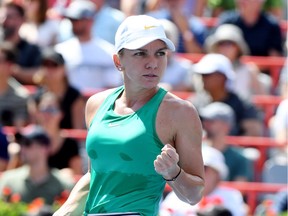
[108,122,121,127]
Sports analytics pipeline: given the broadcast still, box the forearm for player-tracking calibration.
[166,168,204,205]
[53,172,90,216]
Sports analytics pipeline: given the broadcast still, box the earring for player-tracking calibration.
[118,66,123,71]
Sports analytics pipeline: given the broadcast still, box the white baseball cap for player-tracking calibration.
[193,53,235,90]
[114,15,175,53]
[202,144,228,180]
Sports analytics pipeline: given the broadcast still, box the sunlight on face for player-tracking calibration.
[119,40,168,89]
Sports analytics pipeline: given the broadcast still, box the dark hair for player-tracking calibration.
[0,42,18,63]
[34,0,48,25]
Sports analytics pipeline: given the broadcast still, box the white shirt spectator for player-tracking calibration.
[55,37,122,92]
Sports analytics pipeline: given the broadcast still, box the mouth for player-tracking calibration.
[143,74,158,78]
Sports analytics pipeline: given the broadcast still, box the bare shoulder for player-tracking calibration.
[160,92,200,121]
[85,88,116,127]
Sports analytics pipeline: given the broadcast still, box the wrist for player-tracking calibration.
[163,167,182,182]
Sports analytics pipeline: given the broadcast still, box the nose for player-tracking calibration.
[145,56,158,70]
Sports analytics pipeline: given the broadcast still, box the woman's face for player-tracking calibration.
[116,40,168,89]
[41,61,65,85]
[216,41,240,61]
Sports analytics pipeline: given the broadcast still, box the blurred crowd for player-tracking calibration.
[0,0,287,215]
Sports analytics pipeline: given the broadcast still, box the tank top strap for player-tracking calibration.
[89,86,124,127]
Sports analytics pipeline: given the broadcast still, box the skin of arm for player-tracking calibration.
[154,93,205,205]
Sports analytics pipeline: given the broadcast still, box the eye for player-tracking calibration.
[156,51,167,57]
[134,51,146,56]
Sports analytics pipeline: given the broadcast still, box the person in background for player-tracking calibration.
[28,92,83,176]
[0,126,9,171]
[199,102,254,182]
[147,0,207,53]
[159,18,194,92]
[53,14,204,216]
[32,47,85,129]
[189,53,263,136]
[0,125,73,205]
[0,41,29,127]
[58,0,125,45]
[160,144,247,216]
[207,0,285,20]
[204,24,270,100]
[0,2,42,84]
[55,0,122,92]
[217,0,283,57]
[19,0,60,48]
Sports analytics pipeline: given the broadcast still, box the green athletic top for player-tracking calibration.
[85,86,167,216]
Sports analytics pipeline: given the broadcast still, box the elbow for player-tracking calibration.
[182,185,205,205]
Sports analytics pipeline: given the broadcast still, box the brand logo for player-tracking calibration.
[108,122,120,127]
[144,25,156,30]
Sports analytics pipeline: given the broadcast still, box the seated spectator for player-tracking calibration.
[189,53,263,136]
[217,0,283,56]
[147,0,208,53]
[0,42,29,127]
[32,47,86,129]
[204,24,271,100]
[0,126,9,171]
[58,0,125,45]
[207,0,284,20]
[159,18,194,91]
[19,0,60,48]
[28,92,83,176]
[0,2,42,84]
[159,144,247,216]
[55,0,122,92]
[0,125,73,205]
[199,102,254,182]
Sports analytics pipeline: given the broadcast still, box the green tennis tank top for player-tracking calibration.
[85,86,167,216]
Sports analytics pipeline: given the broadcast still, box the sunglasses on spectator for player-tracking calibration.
[39,107,60,114]
[41,61,60,68]
[217,41,236,46]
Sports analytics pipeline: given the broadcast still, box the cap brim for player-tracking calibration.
[119,36,175,52]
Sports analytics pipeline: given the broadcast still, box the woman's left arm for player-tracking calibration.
[154,99,205,205]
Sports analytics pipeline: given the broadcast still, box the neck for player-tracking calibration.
[209,88,228,101]
[28,161,50,183]
[46,82,66,98]
[0,78,9,94]
[77,34,92,43]
[240,9,261,26]
[208,136,227,151]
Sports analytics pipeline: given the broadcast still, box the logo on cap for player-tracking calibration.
[144,25,156,30]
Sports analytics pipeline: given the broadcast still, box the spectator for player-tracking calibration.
[217,0,283,57]
[204,24,271,100]
[28,92,83,176]
[147,0,208,53]
[0,2,42,84]
[189,53,263,136]
[159,144,247,216]
[0,41,29,127]
[159,18,194,91]
[207,0,285,20]
[199,102,254,182]
[269,66,288,146]
[19,0,60,48]
[32,47,86,129]
[58,0,125,45]
[0,126,9,171]
[55,0,122,92]
[0,125,73,205]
